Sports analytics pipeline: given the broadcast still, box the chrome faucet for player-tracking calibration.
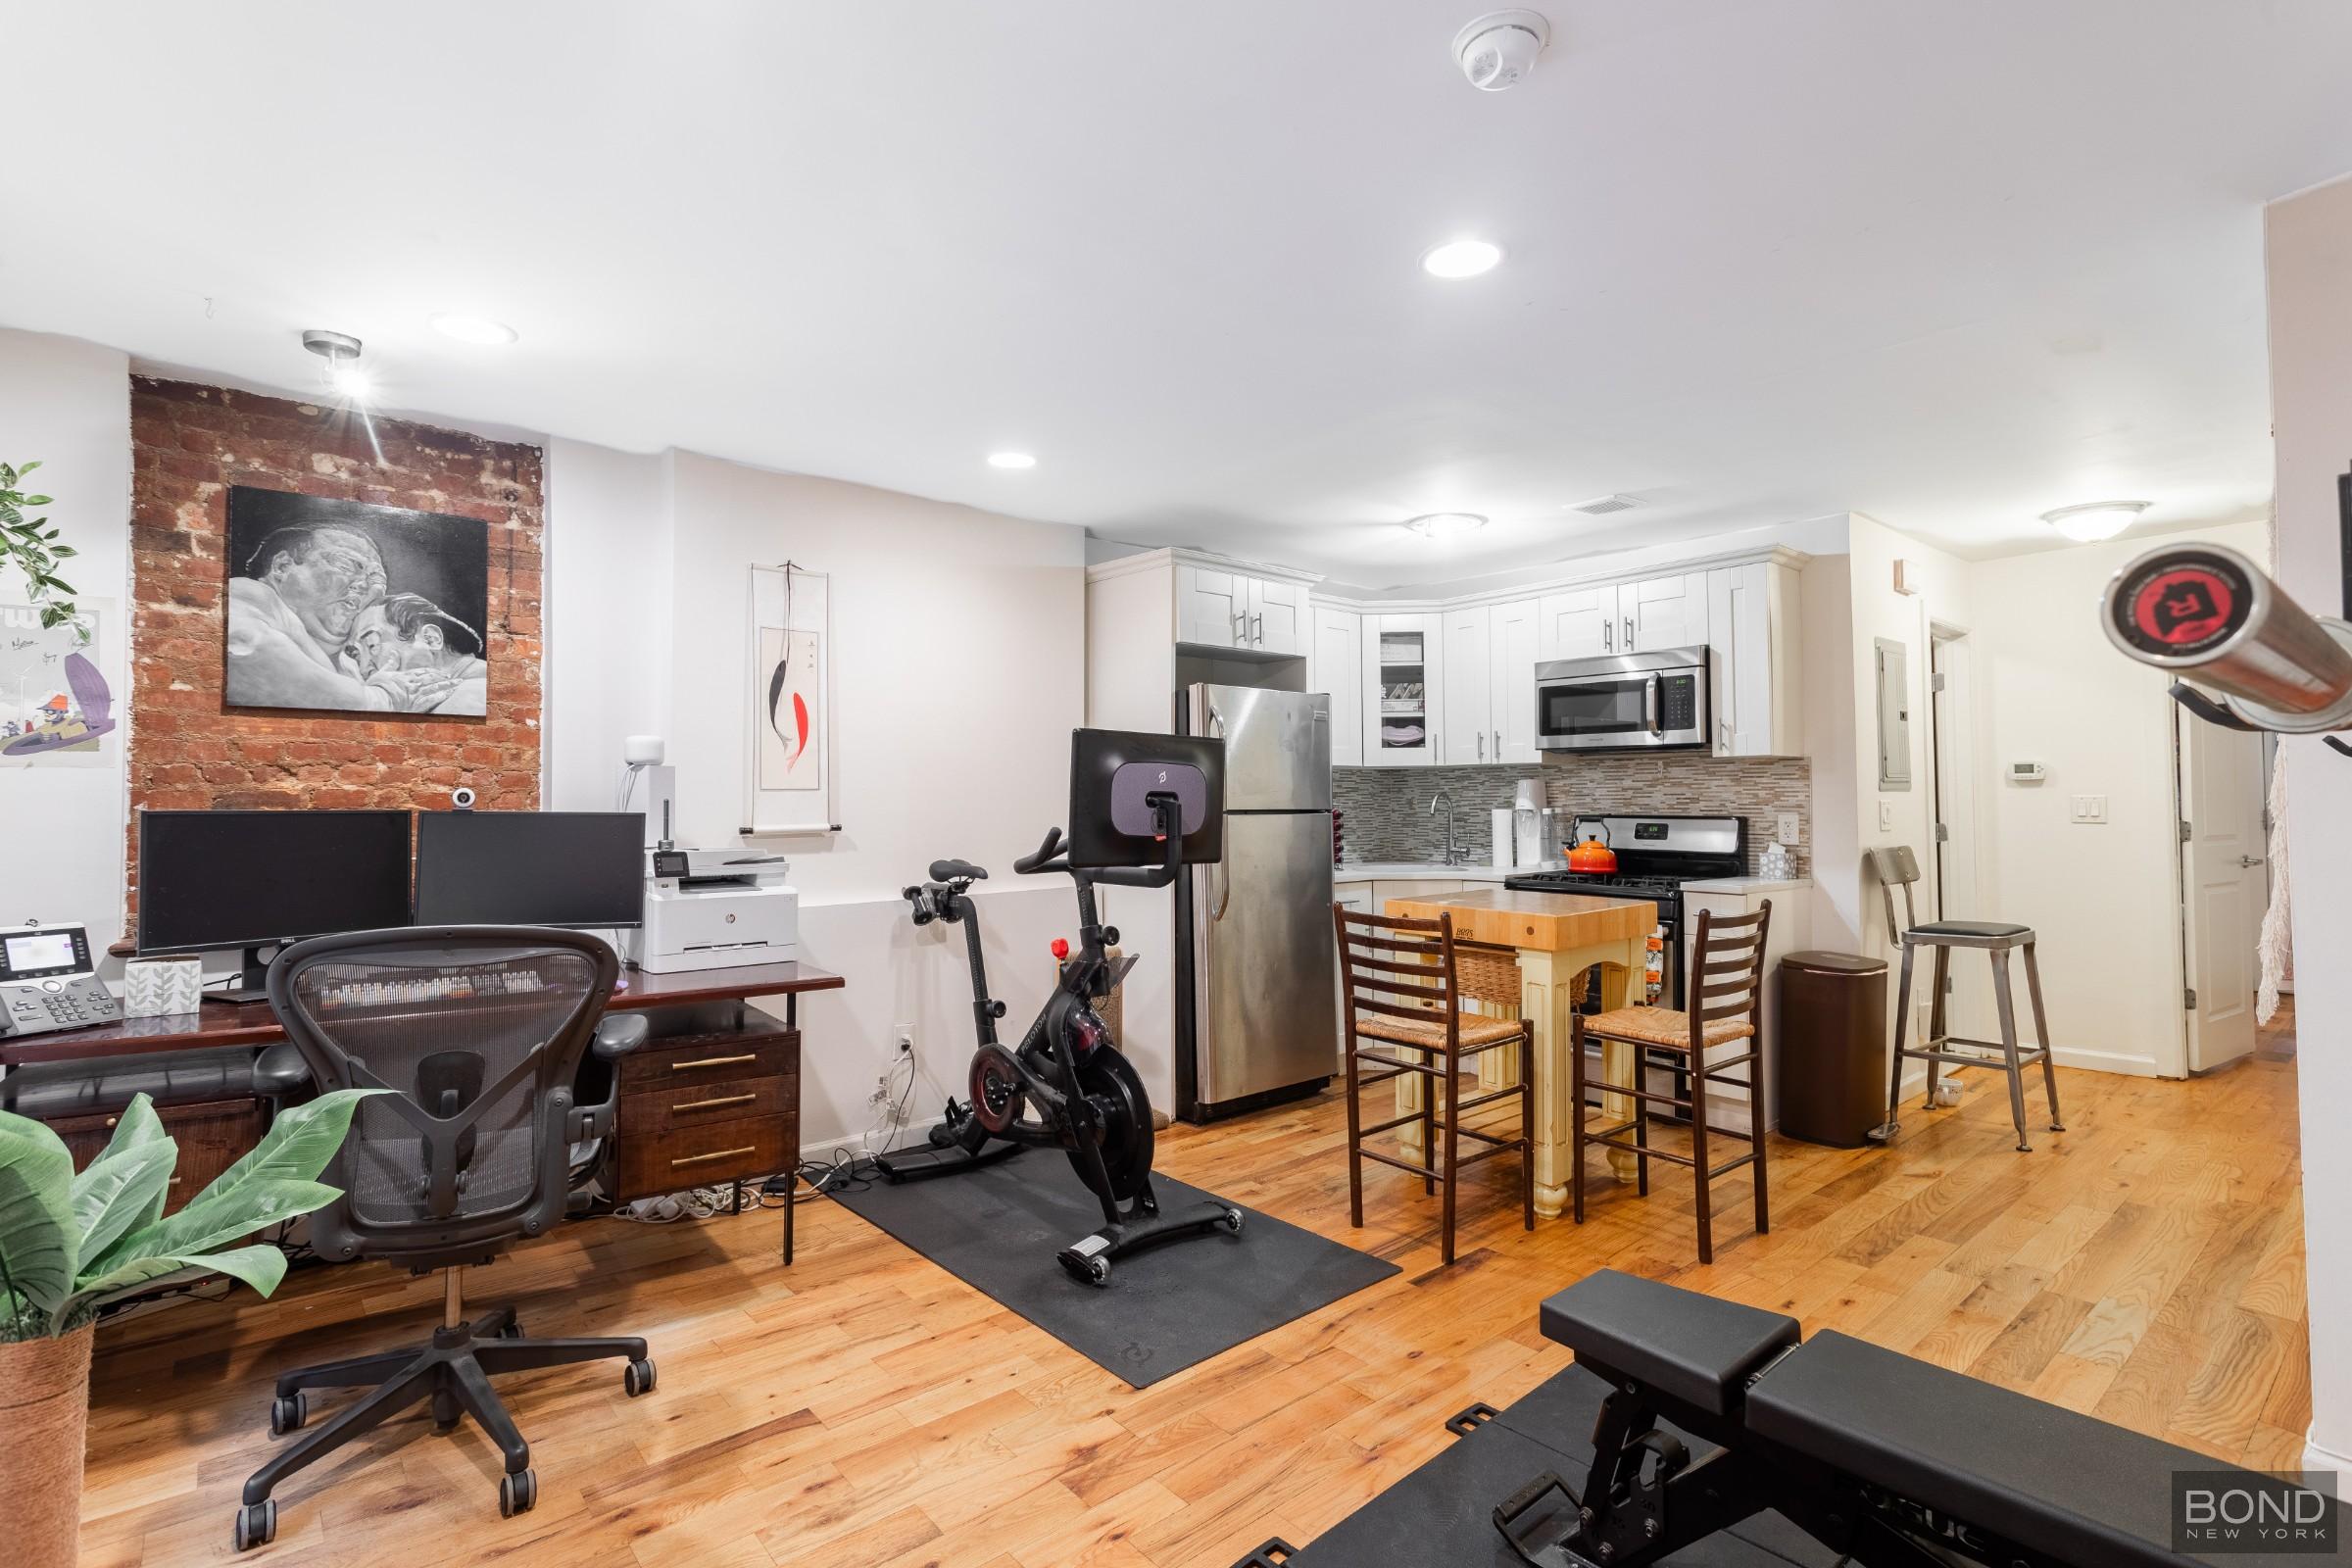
[1429,792,1467,866]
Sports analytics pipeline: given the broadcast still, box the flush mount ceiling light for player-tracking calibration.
[1405,512,1488,540]
[1420,239,1503,279]
[2040,500,2151,543]
[430,313,517,345]
[986,451,1037,470]
[301,328,369,401]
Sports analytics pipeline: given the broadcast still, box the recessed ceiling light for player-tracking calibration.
[1405,513,1488,540]
[1420,239,1503,279]
[431,314,518,345]
[987,451,1037,469]
[2039,500,2150,543]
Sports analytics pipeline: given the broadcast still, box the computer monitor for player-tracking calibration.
[1065,728,1224,870]
[413,811,647,929]
[138,809,416,999]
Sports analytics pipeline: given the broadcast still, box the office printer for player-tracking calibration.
[626,848,799,973]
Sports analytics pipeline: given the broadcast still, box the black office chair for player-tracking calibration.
[234,927,655,1552]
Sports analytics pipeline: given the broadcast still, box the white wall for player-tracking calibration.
[0,328,130,956]
[2265,172,2352,1476]
[543,441,1091,1150]
[1967,520,2269,1078]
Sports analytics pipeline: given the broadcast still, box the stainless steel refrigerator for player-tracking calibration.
[1177,683,1337,1120]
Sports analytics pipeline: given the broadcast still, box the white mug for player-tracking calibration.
[122,956,205,1018]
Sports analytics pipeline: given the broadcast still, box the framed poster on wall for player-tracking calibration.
[745,564,838,835]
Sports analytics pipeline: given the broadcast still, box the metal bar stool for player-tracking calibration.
[1867,846,2063,1152]
[1334,906,1535,1265]
[1571,902,1772,1265]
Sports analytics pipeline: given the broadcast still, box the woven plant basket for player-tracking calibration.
[2,1321,94,1568]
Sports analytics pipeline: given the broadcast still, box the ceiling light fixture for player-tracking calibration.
[1420,239,1503,279]
[986,451,1037,469]
[2039,500,2151,543]
[1405,512,1488,540]
[301,328,368,402]
[431,313,518,345]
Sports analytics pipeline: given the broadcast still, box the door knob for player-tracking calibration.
[2238,855,2266,867]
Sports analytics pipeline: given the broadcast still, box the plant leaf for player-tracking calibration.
[70,1138,176,1267]
[58,1245,287,1326]
[95,1178,340,1279]
[202,1088,377,1200]
[97,1094,169,1160]
[0,1112,78,1324]
[19,460,40,473]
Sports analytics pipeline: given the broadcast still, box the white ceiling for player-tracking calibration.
[5,2,2347,588]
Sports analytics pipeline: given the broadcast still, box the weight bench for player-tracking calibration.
[1498,1269,2329,1568]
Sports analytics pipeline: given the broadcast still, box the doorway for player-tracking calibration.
[1926,625,1989,1041]
[2174,705,2268,1072]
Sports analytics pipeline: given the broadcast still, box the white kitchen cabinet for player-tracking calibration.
[1177,564,1250,649]
[1440,607,1494,763]
[1363,612,1442,766]
[1309,606,1363,766]
[1488,596,1543,763]
[1537,583,1618,661]
[1704,562,1801,756]
[1249,577,1307,656]
[1620,570,1710,654]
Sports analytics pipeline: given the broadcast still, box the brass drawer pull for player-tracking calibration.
[672,1094,756,1113]
[670,1146,757,1168]
[668,1054,758,1072]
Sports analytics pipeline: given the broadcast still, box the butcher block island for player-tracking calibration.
[1379,888,1657,1214]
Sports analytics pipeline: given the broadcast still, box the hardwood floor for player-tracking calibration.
[81,1027,2307,1567]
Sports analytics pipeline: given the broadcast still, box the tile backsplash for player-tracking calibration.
[1333,755,1810,875]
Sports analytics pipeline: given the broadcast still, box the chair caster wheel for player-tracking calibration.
[233,1499,276,1551]
[623,1357,657,1396]
[499,1319,524,1340]
[1218,1207,1246,1235]
[499,1468,537,1518]
[268,1393,306,1436]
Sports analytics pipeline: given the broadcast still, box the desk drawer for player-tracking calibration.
[638,1073,796,1134]
[618,1028,797,1096]
[50,1098,266,1216]
[615,1111,794,1200]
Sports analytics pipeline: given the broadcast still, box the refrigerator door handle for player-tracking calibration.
[1211,856,1233,920]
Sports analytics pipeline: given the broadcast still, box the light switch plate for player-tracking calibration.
[2070,795,2109,824]
[1878,800,1895,832]
[1776,812,1801,846]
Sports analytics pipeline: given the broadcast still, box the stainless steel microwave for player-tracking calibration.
[1535,647,1714,753]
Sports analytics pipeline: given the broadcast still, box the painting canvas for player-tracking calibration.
[758,625,824,790]
[1,599,116,767]
[222,486,490,715]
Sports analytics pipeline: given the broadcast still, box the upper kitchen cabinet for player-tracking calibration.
[1434,598,1541,764]
[1364,612,1442,765]
[1176,559,1311,655]
[1618,570,1711,653]
[1705,559,1802,756]
[1440,607,1494,763]
[1308,605,1363,766]
[1538,583,1618,661]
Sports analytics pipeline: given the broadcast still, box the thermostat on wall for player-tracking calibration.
[2007,760,2047,784]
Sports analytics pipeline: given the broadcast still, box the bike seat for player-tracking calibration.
[929,858,989,884]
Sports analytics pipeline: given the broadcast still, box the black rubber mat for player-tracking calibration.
[825,1152,1398,1388]
[1267,1364,1838,1568]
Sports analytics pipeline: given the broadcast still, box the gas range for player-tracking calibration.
[1503,870,1688,902]
[1504,814,1747,1011]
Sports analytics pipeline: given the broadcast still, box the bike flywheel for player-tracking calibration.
[969,1044,1027,1135]
[1066,1047,1155,1204]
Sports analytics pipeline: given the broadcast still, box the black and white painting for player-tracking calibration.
[223,487,490,715]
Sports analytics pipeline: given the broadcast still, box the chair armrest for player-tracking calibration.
[252,1044,313,1099]
[594,1013,650,1060]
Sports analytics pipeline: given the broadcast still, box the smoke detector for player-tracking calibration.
[1453,10,1550,92]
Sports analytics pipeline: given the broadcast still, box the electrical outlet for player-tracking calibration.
[892,1022,915,1054]
[1878,800,1895,832]
[1776,812,1801,846]
[2069,795,2108,824]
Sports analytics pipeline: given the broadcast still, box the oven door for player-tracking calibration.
[1537,662,1708,752]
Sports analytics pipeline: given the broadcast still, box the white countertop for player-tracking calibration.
[1336,862,1811,894]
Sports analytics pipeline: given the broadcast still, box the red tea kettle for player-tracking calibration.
[1566,819,1618,875]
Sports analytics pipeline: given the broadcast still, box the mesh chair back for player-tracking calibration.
[268,927,617,1263]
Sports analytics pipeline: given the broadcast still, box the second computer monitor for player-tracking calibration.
[413,811,647,929]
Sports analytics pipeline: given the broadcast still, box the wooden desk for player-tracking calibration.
[0,959,845,1262]
[1380,889,1652,1219]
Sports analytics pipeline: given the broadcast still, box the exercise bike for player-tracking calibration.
[878,733,1242,1286]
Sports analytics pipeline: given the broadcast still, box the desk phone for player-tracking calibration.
[1,922,122,1038]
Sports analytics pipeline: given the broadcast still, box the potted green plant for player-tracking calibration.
[0,459,86,641]
[0,1089,374,1568]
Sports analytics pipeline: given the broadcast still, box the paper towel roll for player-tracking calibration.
[1492,808,1515,868]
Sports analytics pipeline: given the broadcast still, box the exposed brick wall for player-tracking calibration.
[125,376,544,920]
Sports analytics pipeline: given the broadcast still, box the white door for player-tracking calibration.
[1441,608,1493,763]
[2179,708,2267,1071]
[1178,565,1247,649]
[1621,571,1709,653]
[1249,578,1307,656]
[1489,597,1542,763]
[1538,584,1619,661]
[1928,632,1993,1044]
[1311,607,1362,766]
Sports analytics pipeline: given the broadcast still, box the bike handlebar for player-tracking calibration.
[1014,826,1066,876]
